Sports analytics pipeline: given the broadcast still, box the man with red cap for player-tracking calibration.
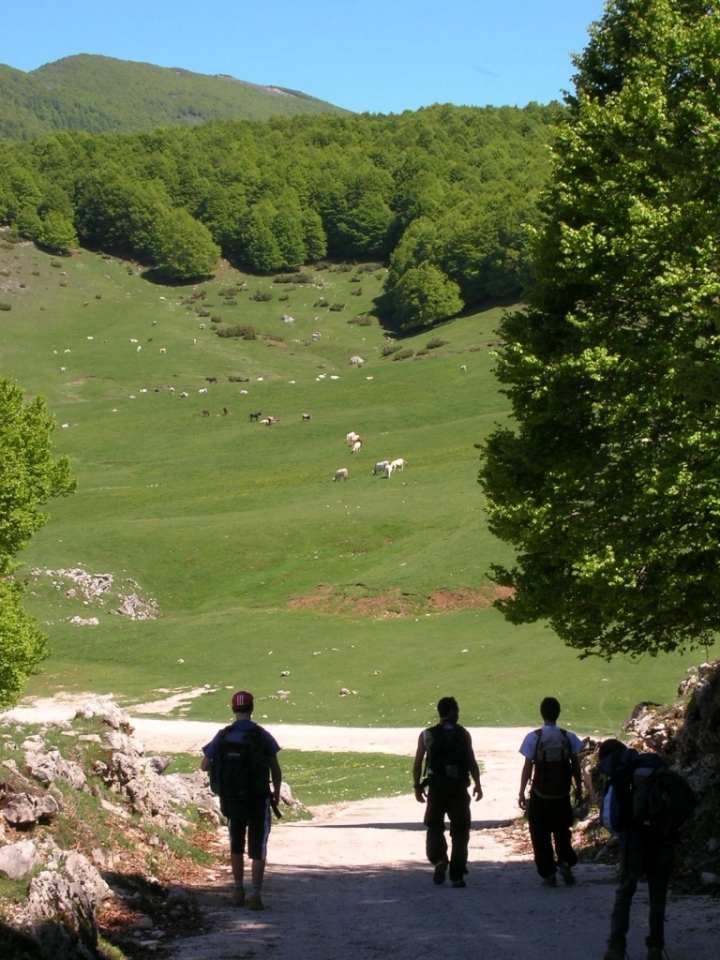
[201,690,282,910]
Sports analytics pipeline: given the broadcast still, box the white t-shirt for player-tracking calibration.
[519,724,584,759]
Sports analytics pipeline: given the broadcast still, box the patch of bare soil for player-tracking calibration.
[284,584,514,618]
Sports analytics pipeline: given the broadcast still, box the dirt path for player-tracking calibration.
[4,696,718,958]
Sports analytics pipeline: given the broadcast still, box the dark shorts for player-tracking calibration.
[228,798,272,861]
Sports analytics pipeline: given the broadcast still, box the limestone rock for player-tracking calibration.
[0,839,40,879]
[16,869,99,960]
[26,748,87,791]
[3,791,60,827]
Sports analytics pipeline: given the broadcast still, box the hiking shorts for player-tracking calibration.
[228,797,272,861]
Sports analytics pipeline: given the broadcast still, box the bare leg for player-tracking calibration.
[231,852,244,885]
[251,859,265,888]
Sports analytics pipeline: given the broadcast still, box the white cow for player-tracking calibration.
[373,461,390,475]
[333,468,349,482]
[346,431,360,445]
[389,458,406,472]
[384,462,395,478]
[199,387,208,394]
[351,440,362,454]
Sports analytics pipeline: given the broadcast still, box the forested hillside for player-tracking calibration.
[0,55,347,140]
[0,103,558,327]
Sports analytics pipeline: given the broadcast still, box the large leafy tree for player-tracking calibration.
[0,377,76,706]
[480,0,720,659]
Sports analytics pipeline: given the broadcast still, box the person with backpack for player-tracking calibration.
[200,690,282,911]
[518,696,584,886]
[598,738,696,960]
[412,696,483,887]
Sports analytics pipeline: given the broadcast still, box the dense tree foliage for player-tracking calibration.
[0,104,556,322]
[480,0,720,659]
[0,55,347,141]
[0,377,76,706]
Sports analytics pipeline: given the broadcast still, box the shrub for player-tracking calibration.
[314,297,329,308]
[263,332,285,343]
[211,315,223,323]
[426,337,448,350]
[50,261,62,269]
[329,302,345,311]
[0,269,9,277]
[336,263,353,273]
[350,275,362,283]
[356,262,384,274]
[348,315,372,326]
[219,287,240,298]
[216,324,257,340]
[95,293,102,300]
[392,348,414,361]
[31,270,40,277]
[0,302,11,311]
[196,309,211,318]
[315,260,331,270]
[225,300,238,306]
[127,265,134,274]
[468,345,482,352]
[274,270,313,284]
[278,293,289,302]
[382,343,400,356]
[59,281,67,287]
[251,290,272,302]
[350,287,363,296]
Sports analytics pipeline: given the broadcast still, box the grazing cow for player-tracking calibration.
[60,366,66,372]
[351,439,362,454]
[389,458,406,472]
[152,320,157,325]
[203,409,210,417]
[159,348,166,354]
[193,338,197,345]
[136,346,142,352]
[373,461,390,475]
[249,411,262,421]
[206,377,218,384]
[346,431,360,445]
[267,415,279,424]
[384,462,395,478]
[169,386,175,393]
[199,323,206,330]
[302,413,311,421]
[147,337,153,342]
[199,387,208,394]
[223,407,229,415]
[83,301,89,307]
[260,418,272,426]
[460,364,467,372]
[130,339,138,344]
[333,468,349,482]
[179,392,189,398]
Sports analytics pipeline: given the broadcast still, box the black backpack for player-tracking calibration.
[209,726,271,820]
[425,723,470,786]
[632,767,697,837]
[531,727,572,798]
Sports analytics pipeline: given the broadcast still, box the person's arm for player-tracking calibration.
[464,730,483,801]
[571,753,583,803]
[200,754,210,772]
[412,732,427,803]
[519,757,533,809]
[269,754,282,805]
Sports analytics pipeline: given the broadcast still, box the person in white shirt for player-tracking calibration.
[518,697,583,886]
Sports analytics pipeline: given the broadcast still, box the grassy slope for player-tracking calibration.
[0,55,347,139]
[0,237,713,735]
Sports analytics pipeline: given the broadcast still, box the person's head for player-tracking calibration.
[540,697,561,723]
[232,690,254,715]
[597,738,625,762]
[437,696,459,721]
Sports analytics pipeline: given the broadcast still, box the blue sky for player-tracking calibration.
[2,1,607,114]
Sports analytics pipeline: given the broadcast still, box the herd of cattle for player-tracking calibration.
[334,431,407,481]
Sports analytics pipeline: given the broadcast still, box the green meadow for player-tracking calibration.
[1,237,713,734]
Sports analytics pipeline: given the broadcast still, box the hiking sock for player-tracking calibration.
[234,881,245,891]
[251,884,261,897]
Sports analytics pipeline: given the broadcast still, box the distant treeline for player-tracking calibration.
[0,104,559,328]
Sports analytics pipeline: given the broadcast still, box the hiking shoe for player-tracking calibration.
[247,893,264,911]
[451,879,466,888]
[646,949,664,960]
[432,860,448,885]
[541,873,557,886]
[232,889,246,907]
[558,861,576,886]
[603,948,626,960]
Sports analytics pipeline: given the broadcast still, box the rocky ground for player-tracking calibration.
[0,663,718,960]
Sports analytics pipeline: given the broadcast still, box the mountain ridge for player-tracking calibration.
[0,53,349,139]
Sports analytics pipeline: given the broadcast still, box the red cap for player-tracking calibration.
[232,690,254,711]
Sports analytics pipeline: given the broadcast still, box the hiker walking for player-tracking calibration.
[518,696,583,886]
[413,696,483,887]
[201,690,282,910]
[598,738,696,960]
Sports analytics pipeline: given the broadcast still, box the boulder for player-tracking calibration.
[0,839,40,879]
[61,851,110,905]
[15,869,99,960]
[3,791,60,827]
[25,749,87,791]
